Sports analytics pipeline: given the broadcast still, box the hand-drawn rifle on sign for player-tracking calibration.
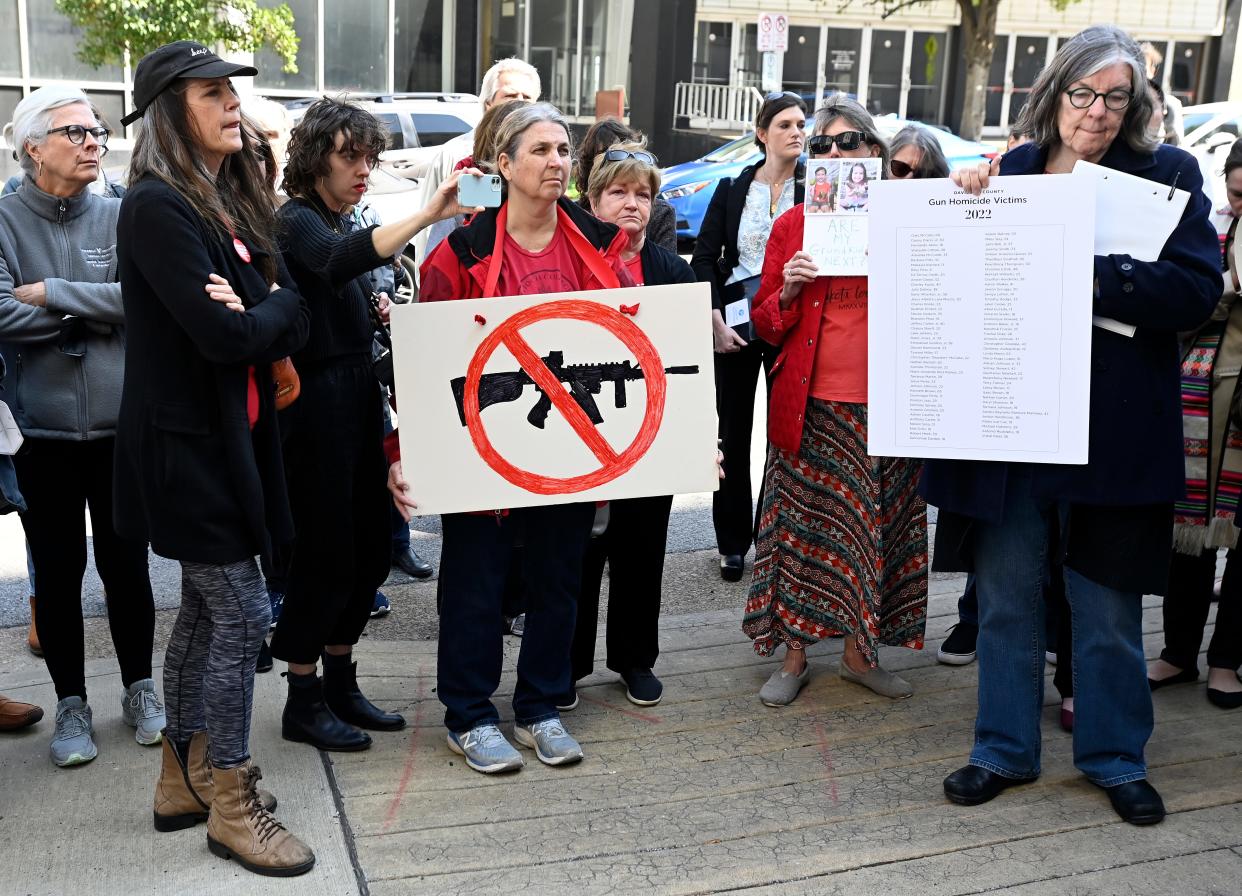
[450,350,699,429]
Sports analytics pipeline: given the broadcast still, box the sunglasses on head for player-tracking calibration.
[889,158,915,178]
[764,90,801,102]
[599,148,656,165]
[806,131,867,155]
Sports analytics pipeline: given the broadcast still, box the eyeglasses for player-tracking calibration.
[764,90,800,102]
[807,131,868,155]
[1064,87,1132,112]
[889,159,915,178]
[47,124,111,148]
[599,148,656,165]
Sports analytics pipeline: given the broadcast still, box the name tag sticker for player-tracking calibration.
[724,298,750,327]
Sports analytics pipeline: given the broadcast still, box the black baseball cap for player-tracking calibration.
[121,40,257,126]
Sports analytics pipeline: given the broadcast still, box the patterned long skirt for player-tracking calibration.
[743,398,928,665]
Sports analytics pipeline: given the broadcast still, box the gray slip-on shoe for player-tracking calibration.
[839,663,913,699]
[759,666,810,706]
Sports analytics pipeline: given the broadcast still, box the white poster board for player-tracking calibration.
[391,283,719,515]
[802,157,880,276]
[866,174,1095,463]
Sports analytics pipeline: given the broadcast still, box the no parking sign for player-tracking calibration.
[757,12,789,53]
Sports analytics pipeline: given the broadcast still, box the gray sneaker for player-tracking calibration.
[121,678,166,745]
[514,718,583,766]
[446,723,524,774]
[50,696,97,767]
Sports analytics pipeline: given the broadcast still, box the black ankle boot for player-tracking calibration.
[322,655,406,731]
[281,671,372,751]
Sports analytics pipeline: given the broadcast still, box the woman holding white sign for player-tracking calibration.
[742,95,929,708]
[411,103,634,774]
[923,25,1221,825]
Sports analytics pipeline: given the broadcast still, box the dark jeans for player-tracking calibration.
[572,495,673,680]
[15,437,154,701]
[712,338,777,557]
[271,359,391,665]
[1162,548,1242,672]
[437,503,594,733]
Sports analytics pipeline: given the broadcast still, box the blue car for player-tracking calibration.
[660,117,997,242]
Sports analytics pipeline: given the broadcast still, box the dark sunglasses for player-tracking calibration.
[764,90,801,102]
[48,124,111,150]
[807,131,868,155]
[889,158,915,178]
[599,148,656,165]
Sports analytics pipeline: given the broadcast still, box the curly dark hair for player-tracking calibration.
[281,96,387,200]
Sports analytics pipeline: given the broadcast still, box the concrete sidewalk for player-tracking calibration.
[1,560,1241,895]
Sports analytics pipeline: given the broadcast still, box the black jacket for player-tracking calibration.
[690,160,805,311]
[640,239,696,287]
[113,178,309,564]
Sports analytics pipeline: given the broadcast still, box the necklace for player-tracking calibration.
[311,195,344,234]
[756,166,791,217]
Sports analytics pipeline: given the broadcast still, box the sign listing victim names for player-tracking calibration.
[868,175,1095,464]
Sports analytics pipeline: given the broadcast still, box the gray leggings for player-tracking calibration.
[164,560,271,768]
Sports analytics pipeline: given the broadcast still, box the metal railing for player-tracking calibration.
[674,82,765,131]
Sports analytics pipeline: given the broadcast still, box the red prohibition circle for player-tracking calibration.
[462,299,667,495]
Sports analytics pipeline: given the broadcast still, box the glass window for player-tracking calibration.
[984,36,1009,128]
[823,29,862,97]
[0,87,22,133]
[255,0,317,90]
[868,30,905,117]
[907,31,947,125]
[324,0,389,91]
[1169,42,1204,105]
[782,26,820,97]
[412,112,472,145]
[528,0,576,111]
[480,0,523,75]
[84,91,125,132]
[0,0,19,76]
[1009,36,1047,126]
[577,0,612,118]
[27,0,122,81]
[738,24,760,87]
[693,21,732,84]
[395,0,444,92]
[374,112,406,150]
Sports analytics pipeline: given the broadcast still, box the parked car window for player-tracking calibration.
[376,113,407,151]
[411,113,472,147]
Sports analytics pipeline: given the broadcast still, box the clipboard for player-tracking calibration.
[1073,160,1191,337]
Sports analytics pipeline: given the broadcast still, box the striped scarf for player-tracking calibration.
[1175,322,1242,553]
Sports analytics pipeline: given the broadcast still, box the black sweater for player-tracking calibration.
[278,196,386,366]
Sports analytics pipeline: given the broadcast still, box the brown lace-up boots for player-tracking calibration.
[206,762,315,877]
[154,731,276,831]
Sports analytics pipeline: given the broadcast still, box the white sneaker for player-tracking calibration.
[446,723,524,774]
[513,718,583,766]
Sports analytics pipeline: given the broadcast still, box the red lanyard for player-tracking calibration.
[482,203,620,298]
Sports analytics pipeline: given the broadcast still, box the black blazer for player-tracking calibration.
[690,159,805,311]
[113,178,310,565]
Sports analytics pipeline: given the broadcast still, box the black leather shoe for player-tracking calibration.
[943,765,1033,806]
[720,554,744,582]
[392,546,434,579]
[324,660,406,731]
[282,673,372,751]
[1148,667,1198,690]
[1103,779,1165,825]
[1207,686,1242,709]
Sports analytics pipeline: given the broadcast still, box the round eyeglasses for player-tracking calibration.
[1064,87,1132,112]
[47,124,111,151]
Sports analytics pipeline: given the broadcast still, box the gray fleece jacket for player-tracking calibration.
[0,177,124,439]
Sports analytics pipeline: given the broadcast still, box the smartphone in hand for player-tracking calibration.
[457,173,503,208]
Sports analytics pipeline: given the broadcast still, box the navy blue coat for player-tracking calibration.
[920,139,1220,592]
[921,139,1219,519]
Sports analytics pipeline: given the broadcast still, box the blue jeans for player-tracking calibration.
[971,478,1152,786]
[437,503,594,733]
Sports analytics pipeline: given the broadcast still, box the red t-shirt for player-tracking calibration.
[623,253,644,286]
[497,228,585,296]
[808,277,868,403]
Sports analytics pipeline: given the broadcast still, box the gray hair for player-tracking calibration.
[813,93,891,177]
[8,85,96,176]
[493,102,572,191]
[479,57,541,108]
[889,124,950,178]
[1022,25,1156,154]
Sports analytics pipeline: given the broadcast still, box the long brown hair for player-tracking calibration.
[129,81,278,281]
